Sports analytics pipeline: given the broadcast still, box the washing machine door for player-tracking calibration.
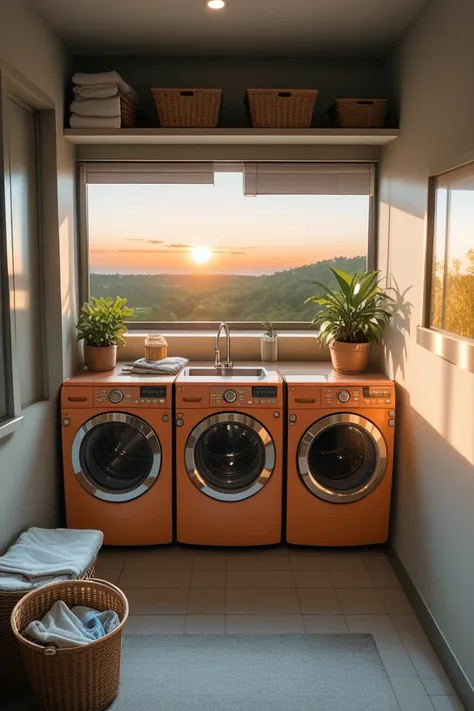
[72,413,162,502]
[298,413,387,503]
[185,413,275,502]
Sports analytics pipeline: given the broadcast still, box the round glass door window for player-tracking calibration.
[72,413,161,502]
[298,414,387,503]
[185,413,275,501]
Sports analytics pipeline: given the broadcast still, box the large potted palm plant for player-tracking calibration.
[305,267,393,374]
[76,296,134,372]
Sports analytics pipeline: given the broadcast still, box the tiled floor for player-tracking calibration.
[97,545,465,711]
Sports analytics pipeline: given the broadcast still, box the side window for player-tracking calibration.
[429,162,474,340]
[7,96,44,408]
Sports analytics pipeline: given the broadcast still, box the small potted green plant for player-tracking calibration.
[76,296,134,372]
[260,321,278,362]
[305,268,393,374]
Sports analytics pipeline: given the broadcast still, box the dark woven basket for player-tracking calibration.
[120,94,136,128]
[151,88,222,128]
[0,561,96,694]
[11,578,128,711]
[328,99,388,128]
[245,89,318,128]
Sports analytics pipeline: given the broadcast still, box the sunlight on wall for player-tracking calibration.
[10,288,29,310]
[380,198,474,468]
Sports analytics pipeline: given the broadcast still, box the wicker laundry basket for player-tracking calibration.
[245,89,318,128]
[152,88,222,127]
[0,560,96,694]
[328,99,388,128]
[11,578,128,711]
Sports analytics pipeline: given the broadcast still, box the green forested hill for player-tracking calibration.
[90,255,366,322]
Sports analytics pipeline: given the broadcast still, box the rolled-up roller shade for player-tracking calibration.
[80,161,215,185]
[243,162,373,196]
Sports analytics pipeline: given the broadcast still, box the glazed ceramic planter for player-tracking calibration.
[329,340,370,374]
[84,344,117,372]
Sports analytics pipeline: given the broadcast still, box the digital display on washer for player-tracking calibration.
[252,386,277,398]
[140,386,167,398]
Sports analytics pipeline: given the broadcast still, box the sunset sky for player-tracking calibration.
[88,171,370,275]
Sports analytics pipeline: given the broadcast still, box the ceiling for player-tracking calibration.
[32,0,428,56]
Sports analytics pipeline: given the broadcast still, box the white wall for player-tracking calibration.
[0,0,77,550]
[379,0,474,689]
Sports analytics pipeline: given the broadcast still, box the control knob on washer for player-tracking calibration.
[224,389,237,404]
[108,389,124,404]
[337,389,351,404]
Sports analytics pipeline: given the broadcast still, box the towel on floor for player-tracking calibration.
[122,357,189,376]
[74,84,119,100]
[0,528,103,591]
[70,96,121,118]
[72,71,133,97]
[69,114,121,129]
[25,600,119,649]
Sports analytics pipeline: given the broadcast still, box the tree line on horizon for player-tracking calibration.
[90,256,366,322]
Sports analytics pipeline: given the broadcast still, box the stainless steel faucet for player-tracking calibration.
[215,322,233,369]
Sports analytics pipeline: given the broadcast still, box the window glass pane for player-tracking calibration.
[88,167,370,322]
[0,297,6,421]
[8,97,43,407]
[430,163,474,340]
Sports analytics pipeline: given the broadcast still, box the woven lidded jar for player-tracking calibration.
[144,334,168,361]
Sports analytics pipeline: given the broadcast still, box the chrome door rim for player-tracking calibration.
[71,412,162,502]
[297,413,387,503]
[185,412,275,502]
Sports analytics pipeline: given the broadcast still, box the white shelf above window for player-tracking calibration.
[64,127,399,146]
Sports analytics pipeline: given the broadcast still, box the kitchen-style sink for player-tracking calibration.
[184,367,268,379]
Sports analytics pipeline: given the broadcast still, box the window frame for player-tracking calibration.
[418,158,474,374]
[80,161,378,331]
[0,63,59,439]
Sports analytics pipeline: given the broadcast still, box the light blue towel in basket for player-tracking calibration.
[25,600,120,649]
[0,527,103,591]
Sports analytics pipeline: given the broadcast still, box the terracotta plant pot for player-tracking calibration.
[329,340,371,374]
[84,344,117,372]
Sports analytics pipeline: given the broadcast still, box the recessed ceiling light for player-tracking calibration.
[207,0,227,9]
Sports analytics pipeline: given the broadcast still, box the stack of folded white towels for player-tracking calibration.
[69,71,137,129]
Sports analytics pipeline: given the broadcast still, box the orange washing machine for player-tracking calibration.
[61,368,174,546]
[175,367,284,546]
[285,373,395,547]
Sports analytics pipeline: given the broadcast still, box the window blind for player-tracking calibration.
[80,162,215,185]
[243,162,374,196]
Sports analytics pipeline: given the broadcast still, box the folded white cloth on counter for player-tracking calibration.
[25,600,119,649]
[70,96,121,118]
[69,114,121,129]
[72,71,133,96]
[74,83,119,100]
[122,357,189,375]
[0,528,103,591]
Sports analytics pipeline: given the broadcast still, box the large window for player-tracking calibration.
[85,162,373,325]
[429,161,474,340]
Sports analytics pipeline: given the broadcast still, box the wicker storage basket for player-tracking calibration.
[245,89,318,128]
[11,578,128,711]
[151,88,222,128]
[144,334,168,361]
[0,560,96,694]
[328,99,388,128]
[119,94,136,128]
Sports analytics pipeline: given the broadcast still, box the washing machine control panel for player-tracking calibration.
[324,385,394,407]
[94,386,170,407]
[210,385,281,407]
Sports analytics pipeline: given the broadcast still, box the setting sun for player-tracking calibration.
[191,246,212,264]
